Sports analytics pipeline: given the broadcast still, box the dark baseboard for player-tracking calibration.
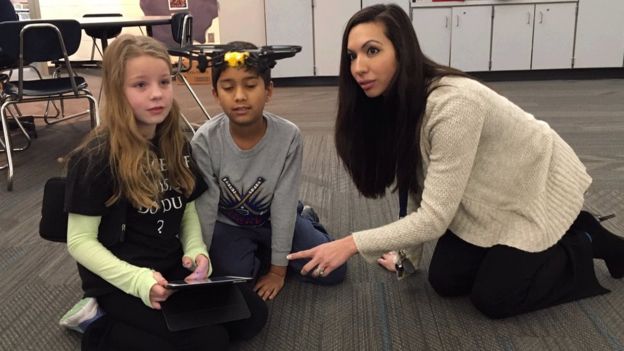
[272,76,338,87]
[472,67,624,82]
[273,67,624,86]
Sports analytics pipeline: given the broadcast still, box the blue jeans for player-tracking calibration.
[208,204,347,285]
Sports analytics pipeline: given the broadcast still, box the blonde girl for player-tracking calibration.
[64,34,266,350]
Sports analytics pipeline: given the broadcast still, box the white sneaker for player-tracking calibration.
[59,297,105,333]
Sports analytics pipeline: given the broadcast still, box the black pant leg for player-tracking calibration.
[98,290,229,351]
[104,316,176,351]
[428,230,489,297]
[224,284,268,341]
[470,229,609,319]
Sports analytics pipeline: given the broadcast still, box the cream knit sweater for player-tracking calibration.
[352,76,591,266]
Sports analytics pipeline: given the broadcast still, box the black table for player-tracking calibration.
[77,15,172,50]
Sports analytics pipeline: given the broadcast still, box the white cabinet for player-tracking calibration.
[265,0,314,77]
[362,0,410,16]
[265,0,410,77]
[450,6,492,72]
[411,8,452,65]
[313,0,360,76]
[411,6,491,71]
[491,5,534,71]
[575,0,624,68]
[532,3,576,69]
[262,0,619,77]
[491,2,576,71]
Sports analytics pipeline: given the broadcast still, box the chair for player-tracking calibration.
[0,19,99,190]
[0,68,33,157]
[0,23,41,178]
[0,2,48,145]
[168,12,211,132]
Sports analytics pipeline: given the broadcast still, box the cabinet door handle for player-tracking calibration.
[456,15,459,27]
[527,12,531,25]
[539,11,543,24]
[445,16,448,28]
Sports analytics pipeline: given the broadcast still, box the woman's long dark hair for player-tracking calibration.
[335,4,469,198]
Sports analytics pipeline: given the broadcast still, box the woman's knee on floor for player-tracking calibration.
[469,284,519,319]
[428,269,472,297]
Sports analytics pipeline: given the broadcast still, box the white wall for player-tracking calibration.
[362,0,409,14]
[217,0,266,46]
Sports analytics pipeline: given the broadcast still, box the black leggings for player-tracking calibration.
[89,283,267,351]
[428,223,609,319]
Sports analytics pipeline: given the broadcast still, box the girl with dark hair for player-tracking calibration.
[288,4,624,318]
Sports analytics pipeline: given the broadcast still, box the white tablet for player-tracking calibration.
[166,275,252,289]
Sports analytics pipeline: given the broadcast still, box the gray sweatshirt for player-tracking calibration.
[191,112,302,266]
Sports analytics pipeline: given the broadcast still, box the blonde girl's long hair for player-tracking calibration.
[71,34,195,209]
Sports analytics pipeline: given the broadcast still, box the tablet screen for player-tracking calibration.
[166,275,252,289]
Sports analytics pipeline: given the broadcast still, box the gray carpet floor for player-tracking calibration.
[0,74,623,350]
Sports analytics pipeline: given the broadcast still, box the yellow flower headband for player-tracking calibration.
[223,51,250,68]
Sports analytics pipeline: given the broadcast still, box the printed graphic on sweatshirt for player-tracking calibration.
[219,176,271,226]
[135,155,192,236]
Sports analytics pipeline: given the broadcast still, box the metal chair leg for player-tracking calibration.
[0,103,32,150]
[43,67,89,124]
[3,107,32,151]
[180,112,196,135]
[84,92,100,127]
[90,38,97,60]
[176,73,211,121]
[0,105,31,153]
[0,104,15,191]
[0,93,97,191]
